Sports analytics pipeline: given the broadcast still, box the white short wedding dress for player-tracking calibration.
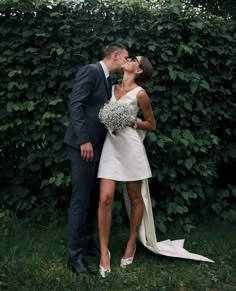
[98,85,213,263]
[98,86,151,181]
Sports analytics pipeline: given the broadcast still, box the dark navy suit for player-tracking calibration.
[64,63,110,260]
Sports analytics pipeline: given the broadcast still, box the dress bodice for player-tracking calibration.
[111,86,143,118]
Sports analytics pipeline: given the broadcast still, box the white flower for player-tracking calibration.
[99,101,135,133]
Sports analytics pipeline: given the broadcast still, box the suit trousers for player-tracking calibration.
[67,146,99,260]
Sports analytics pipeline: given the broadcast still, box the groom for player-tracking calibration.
[64,43,128,275]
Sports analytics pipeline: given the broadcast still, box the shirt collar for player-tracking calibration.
[100,61,109,79]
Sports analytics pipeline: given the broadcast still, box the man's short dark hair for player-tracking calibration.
[103,43,127,57]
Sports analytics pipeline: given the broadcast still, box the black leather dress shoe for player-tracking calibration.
[67,257,95,275]
[84,245,100,257]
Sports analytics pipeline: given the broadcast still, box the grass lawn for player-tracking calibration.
[0,217,235,291]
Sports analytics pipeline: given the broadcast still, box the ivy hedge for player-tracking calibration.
[0,0,235,231]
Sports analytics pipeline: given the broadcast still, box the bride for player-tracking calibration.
[97,56,213,278]
[97,55,156,278]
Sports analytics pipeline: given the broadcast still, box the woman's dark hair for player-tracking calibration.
[135,56,153,84]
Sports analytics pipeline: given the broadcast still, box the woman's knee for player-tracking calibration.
[129,192,143,207]
[99,193,113,207]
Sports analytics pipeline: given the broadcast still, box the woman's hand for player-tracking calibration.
[129,120,138,129]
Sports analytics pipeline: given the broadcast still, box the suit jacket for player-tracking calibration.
[64,62,110,160]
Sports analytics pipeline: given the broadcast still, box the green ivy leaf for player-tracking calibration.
[185,158,195,170]
[27,101,35,111]
[190,80,199,94]
[168,68,177,81]
[180,44,193,55]
[184,102,192,111]
[49,98,63,106]
[200,80,210,90]
[56,47,64,56]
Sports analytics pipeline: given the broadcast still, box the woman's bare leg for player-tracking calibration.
[98,178,116,268]
[123,180,143,258]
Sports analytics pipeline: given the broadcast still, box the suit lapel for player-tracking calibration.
[97,63,111,99]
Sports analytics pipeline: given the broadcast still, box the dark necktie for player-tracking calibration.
[107,76,112,98]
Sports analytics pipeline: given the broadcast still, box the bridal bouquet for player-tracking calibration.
[99,101,135,134]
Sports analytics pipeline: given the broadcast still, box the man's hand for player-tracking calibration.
[80,142,94,162]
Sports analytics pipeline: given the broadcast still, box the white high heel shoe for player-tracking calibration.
[120,246,136,268]
[99,250,111,278]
